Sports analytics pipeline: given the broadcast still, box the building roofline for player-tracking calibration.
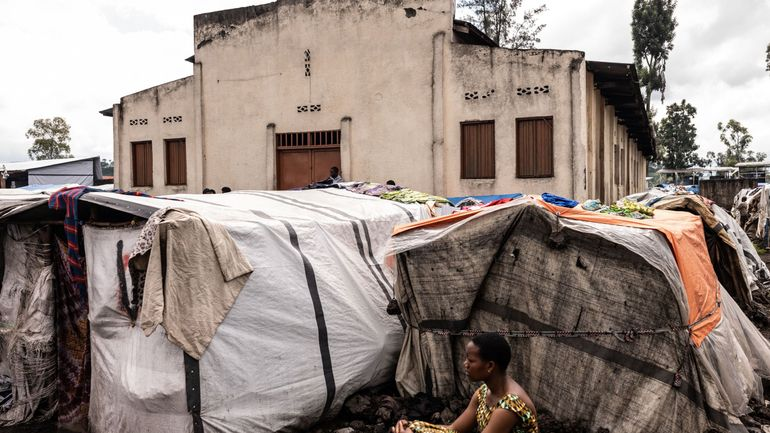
[1,156,101,173]
[452,20,498,47]
[586,60,656,158]
[120,75,194,100]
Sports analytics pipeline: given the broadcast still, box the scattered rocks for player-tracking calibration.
[311,382,591,433]
[344,394,372,416]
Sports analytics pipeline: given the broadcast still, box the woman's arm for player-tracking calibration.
[447,390,481,433]
[479,407,518,433]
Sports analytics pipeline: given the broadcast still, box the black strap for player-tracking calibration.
[184,352,204,433]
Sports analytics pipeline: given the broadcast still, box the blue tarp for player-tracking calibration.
[446,193,523,206]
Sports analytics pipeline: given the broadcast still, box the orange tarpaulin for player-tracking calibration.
[392,208,484,236]
[537,199,721,347]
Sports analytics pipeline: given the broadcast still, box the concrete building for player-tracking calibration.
[102,0,654,202]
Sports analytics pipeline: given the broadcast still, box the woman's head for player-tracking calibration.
[464,333,511,381]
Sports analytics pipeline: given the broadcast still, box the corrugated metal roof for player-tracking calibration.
[1,156,99,172]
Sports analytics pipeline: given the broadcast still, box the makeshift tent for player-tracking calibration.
[75,189,421,432]
[1,157,102,187]
[390,197,770,433]
[0,224,57,425]
[627,192,770,310]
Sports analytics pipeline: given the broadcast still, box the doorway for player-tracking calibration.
[276,130,341,190]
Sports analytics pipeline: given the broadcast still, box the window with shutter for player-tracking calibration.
[516,117,553,178]
[460,121,495,179]
[165,138,187,185]
[131,141,153,187]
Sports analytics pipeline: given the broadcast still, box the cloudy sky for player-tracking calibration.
[1,0,768,163]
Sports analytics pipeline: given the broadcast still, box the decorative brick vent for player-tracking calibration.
[129,118,148,126]
[297,104,321,113]
[464,89,495,100]
[516,85,550,96]
[162,116,183,124]
[304,49,311,77]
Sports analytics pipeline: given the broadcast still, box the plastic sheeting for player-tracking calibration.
[390,199,770,433]
[27,158,100,186]
[84,189,416,433]
[711,205,770,294]
[756,185,769,242]
[0,224,57,426]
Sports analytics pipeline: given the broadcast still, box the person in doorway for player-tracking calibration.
[737,196,749,227]
[392,333,538,433]
[319,166,344,185]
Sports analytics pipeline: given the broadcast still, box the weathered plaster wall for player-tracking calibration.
[585,71,648,202]
[115,76,196,194]
[444,45,588,199]
[193,0,454,191]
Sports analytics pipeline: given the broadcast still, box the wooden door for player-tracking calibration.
[312,149,341,183]
[276,130,342,190]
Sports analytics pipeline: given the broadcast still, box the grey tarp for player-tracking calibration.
[0,224,57,425]
[390,199,770,433]
[0,196,48,220]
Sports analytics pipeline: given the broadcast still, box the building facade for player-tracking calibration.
[103,0,654,202]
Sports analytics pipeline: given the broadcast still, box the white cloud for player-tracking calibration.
[1,0,768,163]
[534,0,770,157]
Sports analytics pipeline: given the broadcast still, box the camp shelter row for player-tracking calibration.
[1,187,770,433]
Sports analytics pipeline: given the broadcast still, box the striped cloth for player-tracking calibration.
[48,186,99,298]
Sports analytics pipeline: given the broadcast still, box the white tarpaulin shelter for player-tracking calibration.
[1,156,102,187]
[78,189,423,432]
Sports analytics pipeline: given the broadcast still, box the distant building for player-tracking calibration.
[0,156,103,188]
[102,0,654,202]
[736,161,770,181]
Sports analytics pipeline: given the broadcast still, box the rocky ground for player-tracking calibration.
[311,382,594,433]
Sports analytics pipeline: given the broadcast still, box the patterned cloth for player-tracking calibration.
[476,384,538,433]
[408,421,457,433]
[54,237,90,430]
[409,384,538,433]
[129,207,169,259]
[48,186,98,299]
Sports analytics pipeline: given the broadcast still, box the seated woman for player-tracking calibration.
[392,333,538,433]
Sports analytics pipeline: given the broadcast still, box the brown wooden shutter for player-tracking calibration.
[165,138,187,185]
[461,121,495,179]
[516,117,553,178]
[131,141,153,187]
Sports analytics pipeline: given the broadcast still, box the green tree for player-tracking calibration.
[26,117,73,160]
[459,0,546,48]
[766,43,769,74]
[631,0,678,114]
[100,158,114,176]
[715,119,767,166]
[656,100,698,169]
